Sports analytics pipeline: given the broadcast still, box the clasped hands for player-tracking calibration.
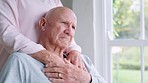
[31,50,91,83]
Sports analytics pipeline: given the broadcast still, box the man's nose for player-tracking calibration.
[64,27,74,36]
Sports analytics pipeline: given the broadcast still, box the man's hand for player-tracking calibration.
[43,59,91,83]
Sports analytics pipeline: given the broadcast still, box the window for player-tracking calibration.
[105,0,148,83]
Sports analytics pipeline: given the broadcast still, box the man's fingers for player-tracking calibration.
[43,67,61,73]
[45,72,59,78]
[49,78,64,83]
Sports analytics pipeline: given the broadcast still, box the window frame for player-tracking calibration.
[101,0,147,83]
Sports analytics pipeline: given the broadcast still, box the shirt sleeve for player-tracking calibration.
[64,38,82,53]
[0,0,81,55]
[81,54,106,83]
[0,0,44,54]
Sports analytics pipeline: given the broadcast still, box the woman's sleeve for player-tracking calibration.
[64,38,82,53]
[0,0,44,54]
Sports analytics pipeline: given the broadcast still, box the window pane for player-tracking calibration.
[113,0,140,39]
[144,47,148,82]
[112,46,141,83]
[145,0,148,39]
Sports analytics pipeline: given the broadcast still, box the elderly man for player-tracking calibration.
[0,7,106,83]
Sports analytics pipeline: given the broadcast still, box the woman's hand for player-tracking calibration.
[66,50,86,70]
[30,49,64,65]
[31,50,86,69]
[30,50,51,64]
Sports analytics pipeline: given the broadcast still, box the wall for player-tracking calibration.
[72,0,94,62]
[61,0,94,61]
[61,0,72,9]
[61,0,106,79]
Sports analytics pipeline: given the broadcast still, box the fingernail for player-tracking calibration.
[45,64,48,67]
[64,59,68,62]
[49,78,52,81]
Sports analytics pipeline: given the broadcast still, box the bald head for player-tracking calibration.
[45,7,77,23]
[39,7,77,50]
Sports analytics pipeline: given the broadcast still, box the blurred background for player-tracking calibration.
[61,0,148,83]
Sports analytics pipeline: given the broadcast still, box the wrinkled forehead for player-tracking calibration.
[46,7,77,23]
[58,11,77,22]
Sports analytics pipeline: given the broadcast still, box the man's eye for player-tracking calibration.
[72,26,76,30]
[62,22,67,24]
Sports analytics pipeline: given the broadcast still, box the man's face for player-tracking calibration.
[44,9,77,49]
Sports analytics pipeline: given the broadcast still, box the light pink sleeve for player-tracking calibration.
[65,38,82,53]
[0,0,81,54]
[0,0,44,54]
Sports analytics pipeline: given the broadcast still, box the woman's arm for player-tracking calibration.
[0,0,44,54]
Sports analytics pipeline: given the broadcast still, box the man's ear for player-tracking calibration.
[39,17,47,31]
